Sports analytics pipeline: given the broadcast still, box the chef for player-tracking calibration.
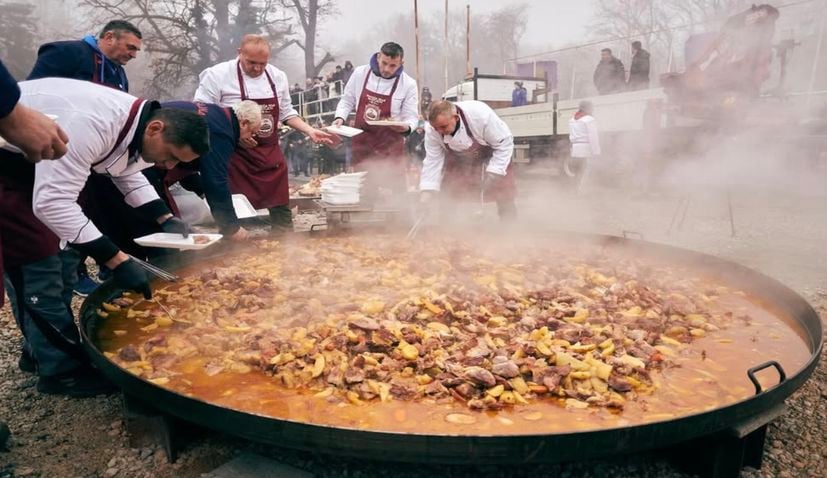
[145,99,262,241]
[566,100,601,193]
[0,57,66,448]
[0,77,209,397]
[194,34,332,233]
[332,42,419,188]
[27,19,142,295]
[419,100,517,220]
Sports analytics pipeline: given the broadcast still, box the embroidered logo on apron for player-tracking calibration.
[259,114,275,137]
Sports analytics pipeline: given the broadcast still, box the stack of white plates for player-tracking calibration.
[321,172,367,204]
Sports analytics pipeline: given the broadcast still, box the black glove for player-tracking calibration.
[481,172,504,195]
[160,216,192,238]
[113,259,152,299]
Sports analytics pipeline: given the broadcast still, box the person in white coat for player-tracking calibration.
[419,100,517,219]
[0,77,209,397]
[194,34,332,233]
[567,100,601,192]
[332,42,419,190]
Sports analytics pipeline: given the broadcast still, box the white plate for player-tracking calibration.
[325,125,364,137]
[365,120,410,128]
[134,232,222,250]
[231,194,258,219]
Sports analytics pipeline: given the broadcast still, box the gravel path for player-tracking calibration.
[1,184,825,477]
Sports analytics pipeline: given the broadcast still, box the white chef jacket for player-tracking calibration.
[569,114,601,158]
[13,78,161,245]
[334,64,419,131]
[419,101,513,192]
[193,58,298,122]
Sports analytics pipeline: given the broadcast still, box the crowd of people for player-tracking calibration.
[593,41,651,95]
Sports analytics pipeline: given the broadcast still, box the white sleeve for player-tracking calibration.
[334,72,359,120]
[399,78,420,131]
[419,127,446,191]
[276,70,299,122]
[194,67,221,103]
[110,171,161,208]
[32,127,107,244]
[587,119,601,156]
[482,113,513,176]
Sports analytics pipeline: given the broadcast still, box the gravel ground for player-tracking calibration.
[1,180,825,477]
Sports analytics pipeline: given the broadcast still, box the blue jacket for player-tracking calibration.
[511,87,527,107]
[145,101,241,234]
[0,60,20,118]
[27,36,129,92]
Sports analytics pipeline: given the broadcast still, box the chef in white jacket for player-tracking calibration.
[332,42,418,188]
[0,78,209,397]
[567,100,601,192]
[194,34,331,233]
[419,100,517,219]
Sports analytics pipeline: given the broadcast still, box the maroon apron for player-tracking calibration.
[228,63,288,209]
[351,72,406,169]
[442,107,516,202]
[0,151,61,305]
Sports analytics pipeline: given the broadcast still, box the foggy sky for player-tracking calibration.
[278,0,595,81]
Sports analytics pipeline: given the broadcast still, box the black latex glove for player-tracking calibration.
[113,259,152,299]
[481,172,504,196]
[160,216,192,238]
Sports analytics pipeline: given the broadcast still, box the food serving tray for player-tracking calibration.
[325,125,364,137]
[134,232,222,250]
[365,120,410,128]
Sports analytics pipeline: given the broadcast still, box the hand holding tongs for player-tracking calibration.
[128,255,179,282]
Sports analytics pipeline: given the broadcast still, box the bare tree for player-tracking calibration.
[0,1,38,79]
[279,0,338,79]
[80,0,296,97]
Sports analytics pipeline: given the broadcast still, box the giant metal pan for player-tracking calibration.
[79,232,823,464]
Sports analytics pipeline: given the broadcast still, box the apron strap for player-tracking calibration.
[91,98,144,167]
[362,71,401,99]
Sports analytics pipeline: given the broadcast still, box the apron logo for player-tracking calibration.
[364,104,381,121]
[259,114,275,138]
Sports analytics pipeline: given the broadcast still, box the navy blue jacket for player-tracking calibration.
[148,101,241,234]
[27,37,129,92]
[0,60,20,118]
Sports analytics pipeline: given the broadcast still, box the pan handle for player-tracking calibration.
[747,360,786,395]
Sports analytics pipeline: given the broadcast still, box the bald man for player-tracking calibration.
[194,34,333,232]
[420,100,517,220]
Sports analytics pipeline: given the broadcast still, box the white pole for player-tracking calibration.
[444,0,449,92]
[807,0,827,94]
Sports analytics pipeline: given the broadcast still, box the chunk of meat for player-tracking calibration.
[464,366,496,387]
[118,345,140,362]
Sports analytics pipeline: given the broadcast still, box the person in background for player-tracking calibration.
[332,42,419,193]
[333,65,344,94]
[419,100,517,220]
[511,81,528,106]
[628,41,651,90]
[406,119,426,164]
[27,20,143,296]
[566,100,601,193]
[287,128,308,176]
[593,48,626,95]
[341,60,354,85]
[420,86,433,116]
[0,61,69,445]
[194,34,333,234]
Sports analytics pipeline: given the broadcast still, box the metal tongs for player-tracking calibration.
[129,254,179,282]
[406,213,426,240]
